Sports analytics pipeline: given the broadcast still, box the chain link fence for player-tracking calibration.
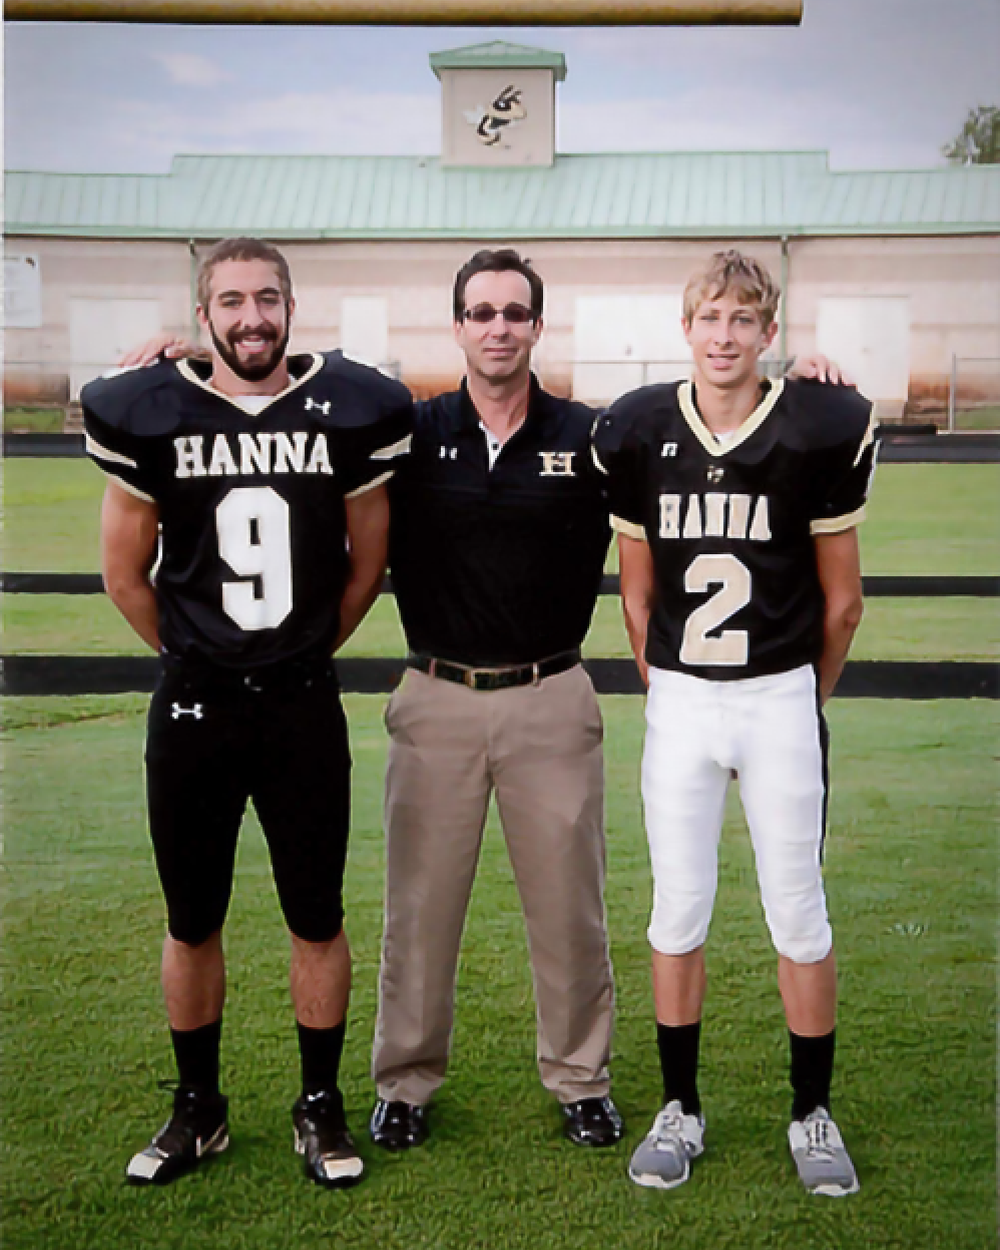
[7,356,1000,434]
[3,358,404,434]
[948,356,1000,432]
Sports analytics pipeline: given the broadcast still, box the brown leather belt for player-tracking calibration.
[407,649,580,692]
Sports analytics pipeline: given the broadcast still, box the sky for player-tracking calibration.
[4,0,998,175]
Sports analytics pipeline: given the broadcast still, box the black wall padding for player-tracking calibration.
[5,572,998,597]
[2,655,996,699]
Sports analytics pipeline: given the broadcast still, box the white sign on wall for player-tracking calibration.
[341,296,389,370]
[5,252,43,328]
[816,296,911,402]
[573,294,690,402]
[69,298,162,399]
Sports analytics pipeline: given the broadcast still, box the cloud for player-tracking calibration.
[6,9,994,175]
[557,86,947,169]
[153,53,231,87]
[104,89,441,168]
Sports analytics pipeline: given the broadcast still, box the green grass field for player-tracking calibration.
[954,403,1000,432]
[4,460,1000,576]
[3,407,68,434]
[3,460,999,664]
[2,695,996,1250]
[2,458,997,1248]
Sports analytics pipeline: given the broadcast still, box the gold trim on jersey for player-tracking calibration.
[85,432,157,501]
[176,352,324,412]
[810,504,867,535]
[98,468,155,504]
[611,514,647,541]
[345,469,394,499]
[371,434,412,461]
[85,430,138,468]
[853,404,878,467]
[678,375,785,457]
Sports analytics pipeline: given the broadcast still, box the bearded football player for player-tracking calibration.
[82,237,412,1189]
[593,250,877,1197]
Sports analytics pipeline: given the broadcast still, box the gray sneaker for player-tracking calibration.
[788,1107,860,1197]
[628,1100,705,1190]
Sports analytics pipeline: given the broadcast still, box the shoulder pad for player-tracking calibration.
[315,351,412,429]
[782,378,874,443]
[602,382,680,444]
[608,382,680,422]
[80,360,184,437]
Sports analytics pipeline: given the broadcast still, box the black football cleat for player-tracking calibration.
[562,1095,625,1147]
[370,1099,429,1151]
[292,1090,364,1188]
[125,1087,229,1186]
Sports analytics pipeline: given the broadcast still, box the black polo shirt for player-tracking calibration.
[389,377,611,666]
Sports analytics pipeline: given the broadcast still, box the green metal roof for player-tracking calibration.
[430,40,567,82]
[6,152,998,240]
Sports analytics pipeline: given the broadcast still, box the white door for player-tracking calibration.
[69,298,162,398]
[341,296,389,370]
[573,294,690,403]
[816,296,910,403]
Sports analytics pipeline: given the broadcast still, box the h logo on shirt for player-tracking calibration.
[304,397,332,415]
[539,451,576,477]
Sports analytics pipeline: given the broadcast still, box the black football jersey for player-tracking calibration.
[593,377,878,679]
[83,351,412,669]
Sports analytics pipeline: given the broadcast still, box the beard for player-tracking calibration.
[209,317,290,383]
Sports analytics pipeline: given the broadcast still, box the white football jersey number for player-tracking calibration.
[679,553,751,666]
[216,486,293,631]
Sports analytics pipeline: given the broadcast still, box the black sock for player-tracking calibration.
[297,1020,347,1096]
[170,1019,222,1095]
[789,1028,836,1121]
[656,1021,702,1117]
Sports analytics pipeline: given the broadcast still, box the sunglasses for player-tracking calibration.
[462,302,537,325]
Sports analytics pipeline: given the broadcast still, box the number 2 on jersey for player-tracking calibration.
[679,553,750,666]
[216,486,293,631]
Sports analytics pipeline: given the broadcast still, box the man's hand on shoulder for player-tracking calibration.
[787,354,855,386]
[119,334,201,368]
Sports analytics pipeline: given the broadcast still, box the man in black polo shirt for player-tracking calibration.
[369,249,624,1151]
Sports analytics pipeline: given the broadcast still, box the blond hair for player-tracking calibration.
[682,250,780,328]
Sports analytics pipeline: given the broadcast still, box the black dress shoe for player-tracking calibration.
[370,1099,428,1151]
[562,1096,625,1147]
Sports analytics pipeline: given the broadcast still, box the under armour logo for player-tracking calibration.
[539,451,576,477]
[171,702,204,720]
[439,446,458,460]
[661,442,678,458]
[304,397,332,415]
[706,466,724,484]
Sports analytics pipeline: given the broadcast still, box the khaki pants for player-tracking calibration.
[372,665,615,1105]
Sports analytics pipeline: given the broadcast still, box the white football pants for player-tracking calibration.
[642,663,833,965]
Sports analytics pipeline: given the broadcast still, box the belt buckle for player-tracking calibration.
[464,666,486,690]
